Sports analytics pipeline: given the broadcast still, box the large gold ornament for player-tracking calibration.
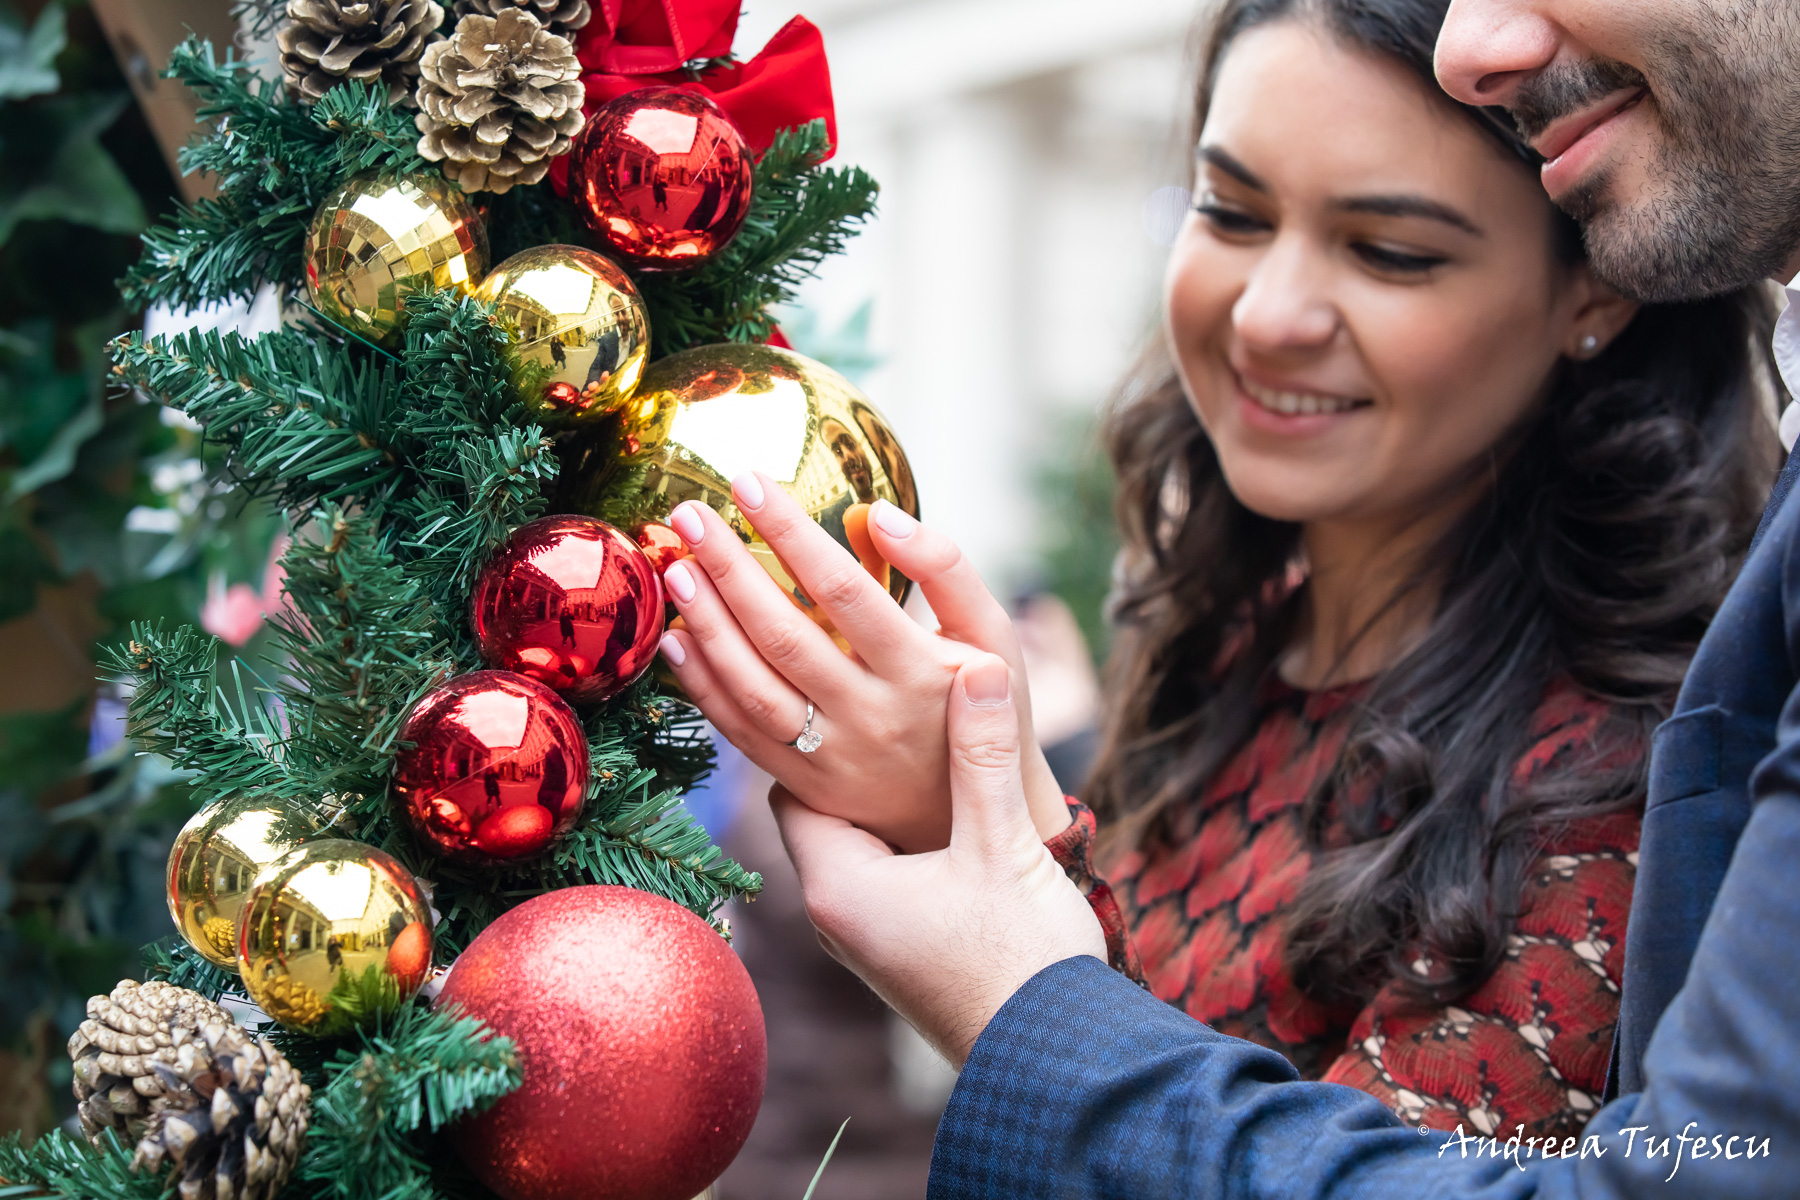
[559,342,920,624]
[166,796,323,970]
[238,839,434,1035]
[475,244,649,422]
[303,172,488,345]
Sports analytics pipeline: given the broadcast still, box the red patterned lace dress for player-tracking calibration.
[1050,675,1641,1139]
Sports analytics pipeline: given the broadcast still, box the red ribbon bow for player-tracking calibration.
[552,11,838,194]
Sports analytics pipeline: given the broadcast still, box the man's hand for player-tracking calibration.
[771,654,1108,1067]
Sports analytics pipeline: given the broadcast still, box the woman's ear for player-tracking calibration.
[1562,265,1640,360]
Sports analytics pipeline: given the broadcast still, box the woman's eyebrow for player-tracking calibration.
[1333,195,1484,236]
[1197,145,1267,191]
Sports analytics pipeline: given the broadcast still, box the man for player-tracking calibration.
[773,2,1800,1195]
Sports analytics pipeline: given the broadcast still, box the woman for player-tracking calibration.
[650,0,1781,1138]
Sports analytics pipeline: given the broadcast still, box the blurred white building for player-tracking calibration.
[740,0,1200,586]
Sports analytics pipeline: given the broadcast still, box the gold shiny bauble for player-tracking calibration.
[559,342,920,627]
[238,839,434,1035]
[166,796,323,970]
[303,172,488,345]
[475,244,650,422]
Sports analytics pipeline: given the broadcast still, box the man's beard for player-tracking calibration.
[1508,22,1800,303]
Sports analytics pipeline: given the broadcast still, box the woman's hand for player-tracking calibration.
[772,656,1106,1066]
[655,471,1073,852]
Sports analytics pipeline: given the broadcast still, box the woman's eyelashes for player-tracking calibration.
[1194,200,1269,236]
[1350,241,1449,274]
[1194,196,1450,276]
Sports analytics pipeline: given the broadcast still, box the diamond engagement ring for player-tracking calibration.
[789,702,823,753]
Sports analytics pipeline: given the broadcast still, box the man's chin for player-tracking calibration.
[1568,190,1764,303]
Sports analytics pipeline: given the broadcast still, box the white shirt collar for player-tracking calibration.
[1774,268,1800,447]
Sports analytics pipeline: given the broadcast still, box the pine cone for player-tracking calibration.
[278,0,446,106]
[415,9,584,194]
[452,0,589,41]
[69,980,311,1200]
[133,1022,311,1200]
[69,980,232,1142]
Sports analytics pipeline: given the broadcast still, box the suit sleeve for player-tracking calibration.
[929,952,1795,1199]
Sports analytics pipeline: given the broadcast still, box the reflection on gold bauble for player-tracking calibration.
[558,343,920,631]
[238,839,434,1034]
[166,796,323,970]
[475,244,650,422]
[303,173,488,345]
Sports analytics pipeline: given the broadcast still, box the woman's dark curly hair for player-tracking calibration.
[1083,0,1785,1009]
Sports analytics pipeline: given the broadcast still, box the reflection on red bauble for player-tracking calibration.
[440,886,766,1200]
[472,515,664,704]
[633,521,689,573]
[391,671,589,863]
[570,87,753,271]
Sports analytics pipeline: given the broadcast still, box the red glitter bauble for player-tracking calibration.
[439,886,766,1200]
[570,87,753,271]
[472,515,664,704]
[391,671,589,863]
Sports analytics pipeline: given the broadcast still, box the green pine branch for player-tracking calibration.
[297,1004,520,1200]
[97,623,287,806]
[638,120,879,353]
[140,938,245,1004]
[120,39,427,311]
[0,1130,161,1200]
[270,506,454,798]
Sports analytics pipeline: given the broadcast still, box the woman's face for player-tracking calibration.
[1166,21,1619,532]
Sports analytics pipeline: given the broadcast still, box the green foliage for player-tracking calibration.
[638,120,880,353]
[0,1129,163,1200]
[1032,411,1119,665]
[141,937,242,1004]
[0,5,249,1136]
[0,4,64,102]
[121,40,425,311]
[297,1003,520,1200]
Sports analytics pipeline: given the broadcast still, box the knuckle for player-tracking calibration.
[757,620,807,670]
[738,686,787,729]
[810,563,870,613]
[951,736,1019,774]
[802,885,846,935]
[912,535,965,581]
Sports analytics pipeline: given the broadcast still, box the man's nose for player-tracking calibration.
[1435,0,1560,108]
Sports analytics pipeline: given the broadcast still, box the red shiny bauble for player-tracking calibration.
[633,521,689,574]
[391,671,589,863]
[472,515,664,704]
[440,886,766,1200]
[570,87,754,271]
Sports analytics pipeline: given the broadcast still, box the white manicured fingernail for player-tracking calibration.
[669,502,705,546]
[733,472,766,510]
[659,632,686,667]
[871,499,916,538]
[664,561,697,604]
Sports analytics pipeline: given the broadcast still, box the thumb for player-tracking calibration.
[946,655,1037,856]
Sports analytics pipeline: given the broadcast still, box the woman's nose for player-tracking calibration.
[1231,237,1337,354]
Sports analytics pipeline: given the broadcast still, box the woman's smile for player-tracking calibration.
[1234,368,1372,429]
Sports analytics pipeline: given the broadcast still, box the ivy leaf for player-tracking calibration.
[0,4,65,102]
[0,93,148,247]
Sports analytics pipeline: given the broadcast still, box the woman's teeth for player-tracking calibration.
[1243,379,1361,416]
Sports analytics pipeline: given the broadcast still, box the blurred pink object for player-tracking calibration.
[200,538,288,646]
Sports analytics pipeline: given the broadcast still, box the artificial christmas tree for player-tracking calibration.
[0,3,885,1194]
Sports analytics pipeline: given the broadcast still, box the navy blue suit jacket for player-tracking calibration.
[928,449,1800,1198]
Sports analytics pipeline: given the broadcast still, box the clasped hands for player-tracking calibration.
[657,473,1107,1066]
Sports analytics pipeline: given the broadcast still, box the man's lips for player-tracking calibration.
[1530,86,1648,166]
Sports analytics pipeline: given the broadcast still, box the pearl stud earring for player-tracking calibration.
[1581,334,1599,355]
